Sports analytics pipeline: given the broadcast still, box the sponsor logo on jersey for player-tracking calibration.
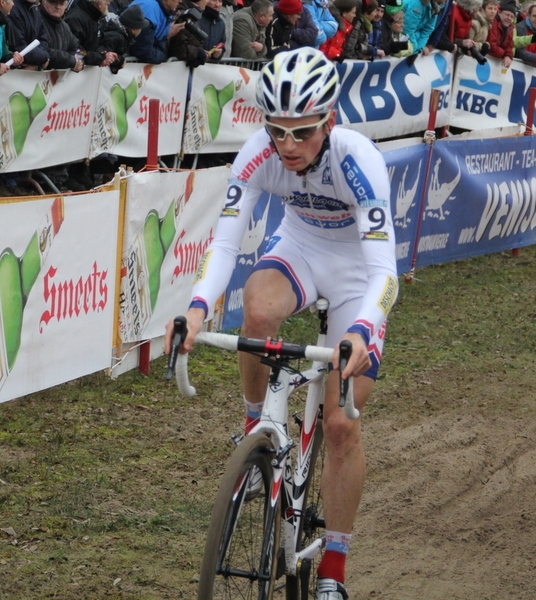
[362,231,389,240]
[322,165,333,185]
[237,143,277,182]
[378,276,398,314]
[341,155,375,204]
[284,192,349,212]
[193,249,212,283]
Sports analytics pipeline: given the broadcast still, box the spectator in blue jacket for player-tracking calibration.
[302,0,337,47]
[128,0,185,63]
[402,0,438,54]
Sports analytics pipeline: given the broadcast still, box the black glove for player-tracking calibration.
[481,41,490,56]
[188,47,207,69]
[109,55,125,75]
[389,41,409,54]
[532,33,536,43]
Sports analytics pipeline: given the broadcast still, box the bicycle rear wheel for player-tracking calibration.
[285,414,325,600]
[198,433,281,600]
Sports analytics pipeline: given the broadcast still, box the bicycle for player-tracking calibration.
[167,298,359,600]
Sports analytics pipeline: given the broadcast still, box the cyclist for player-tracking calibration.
[165,47,398,600]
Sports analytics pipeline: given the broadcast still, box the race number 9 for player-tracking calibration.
[368,207,386,231]
[225,184,243,208]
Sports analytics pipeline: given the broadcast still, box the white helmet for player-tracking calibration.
[256,48,340,118]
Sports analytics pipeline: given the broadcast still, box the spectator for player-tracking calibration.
[99,4,150,71]
[65,0,118,66]
[200,0,226,62]
[302,0,337,47]
[266,0,303,57]
[402,0,439,54]
[424,0,457,54]
[341,0,376,59]
[9,0,50,69]
[289,0,318,48]
[517,0,533,21]
[365,0,386,57]
[231,0,273,59]
[451,0,484,60]
[169,0,211,67]
[487,0,515,67]
[128,0,184,64]
[319,0,357,60]
[0,0,23,75]
[469,0,497,54]
[39,0,84,71]
[382,0,412,55]
[515,1,536,64]
[220,0,236,57]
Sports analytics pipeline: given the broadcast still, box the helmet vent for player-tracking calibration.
[280,81,292,111]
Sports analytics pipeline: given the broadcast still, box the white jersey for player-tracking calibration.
[191,126,398,357]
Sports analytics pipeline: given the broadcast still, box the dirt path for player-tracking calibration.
[345,404,536,599]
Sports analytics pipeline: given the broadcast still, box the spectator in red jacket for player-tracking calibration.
[451,0,483,55]
[319,0,357,60]
[487,0,516,67]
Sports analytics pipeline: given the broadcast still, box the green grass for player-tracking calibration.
[1,246,535,598]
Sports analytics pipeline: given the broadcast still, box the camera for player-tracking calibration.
[175,7,208,42]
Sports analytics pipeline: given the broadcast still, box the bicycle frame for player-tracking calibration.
[247,338,328,578]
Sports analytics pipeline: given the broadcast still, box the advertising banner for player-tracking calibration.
[118,167,228,343]
[0,191,120,403]
[407,135,536,268]
[0,68,100,173]
[90,62,189,158]
[450,55,536,131]
[182,63,262,154]
[336,52,454,139]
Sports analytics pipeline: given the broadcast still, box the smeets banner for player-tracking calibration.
[0,192,120,404]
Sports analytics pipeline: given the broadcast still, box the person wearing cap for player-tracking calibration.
[127,0,185,64]
[319,0,357,60]
[265,0,303,57]
[231,0,273,59]
[38,0,84,71]
[381,0,410,55]
[487,0,516,67]
[302,0,338,47]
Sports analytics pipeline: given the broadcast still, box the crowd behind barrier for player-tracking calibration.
[0,50,535,182]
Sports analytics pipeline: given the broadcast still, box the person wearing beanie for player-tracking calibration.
[265,0,303,57]
[319,0,357,60]
[98,3,150,73]
[469,0,498,54]
[515,1,536,64]
[382,6,413,56]
[487,0,516,66]
[365,0,386,57]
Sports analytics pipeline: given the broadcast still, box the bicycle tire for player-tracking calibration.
[197,433,281,600]
[285,415,325,600]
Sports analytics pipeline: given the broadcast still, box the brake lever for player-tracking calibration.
[166,316,188,380]
[338,339,352,407]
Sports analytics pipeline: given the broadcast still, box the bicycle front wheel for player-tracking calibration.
[198,433,281,600]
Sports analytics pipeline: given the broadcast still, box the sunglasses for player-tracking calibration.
[265,113,330,143]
